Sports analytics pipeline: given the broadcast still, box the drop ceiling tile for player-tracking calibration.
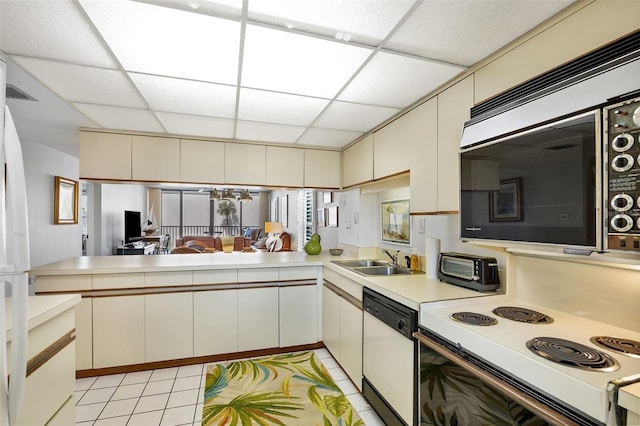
[73,103,165,133]
[384,0,575,67]
[78,0,240,84]
[0,0,118,68]
[236,120,305,144]
[314,101,400,132]
[156,112,234,138]
[131,0,243,20]
[130,73,237,118]
[297,127,363,148]
[12,57,146,108]
[247,0,415,46]
[338,51,464,108]
[242,24,373,98]
[238,88,330,126]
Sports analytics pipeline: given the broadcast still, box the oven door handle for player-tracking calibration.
[413,332,581,426]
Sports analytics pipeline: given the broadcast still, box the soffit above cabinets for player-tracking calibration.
[1,0,576,155]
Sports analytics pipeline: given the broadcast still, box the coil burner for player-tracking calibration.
[526,337,620,372]
[450,312,498,326]
[492,306,553,324]
[590,336,640,358]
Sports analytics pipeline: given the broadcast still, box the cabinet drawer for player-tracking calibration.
[193,269,237,285]
[145,270,192,287]
[238,267,279,283]
[93,273,144,290]
[279,266,317,281]
[35,274,92,293]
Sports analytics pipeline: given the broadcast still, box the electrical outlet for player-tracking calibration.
[354,211,358,224]
[418,218,425,233]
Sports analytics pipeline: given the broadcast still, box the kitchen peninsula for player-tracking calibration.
[29,251,491,379]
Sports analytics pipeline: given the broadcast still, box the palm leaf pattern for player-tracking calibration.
[202,351,363,426]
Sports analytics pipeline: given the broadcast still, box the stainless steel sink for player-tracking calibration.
[333,259,390,268]
[332,259,423,276]
[353,266,414,276]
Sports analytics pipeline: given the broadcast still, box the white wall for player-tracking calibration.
[97,183,146,255]
[22,140,81,268]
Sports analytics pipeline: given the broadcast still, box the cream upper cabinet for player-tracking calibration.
[402,98,438,214]
[131,135,181,182]
[225,143,266,185]
[180,139,225,184]
[437,76,474,213]
[474,2,639,103]
[304,149,340,189]
[373,117,411,180]
[342,135,373,188]
[266,145,304,187]
[79,131,132,180]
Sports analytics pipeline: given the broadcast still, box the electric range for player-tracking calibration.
[419,295,640,424]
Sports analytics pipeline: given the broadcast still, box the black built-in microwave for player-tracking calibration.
[460,110,601,251]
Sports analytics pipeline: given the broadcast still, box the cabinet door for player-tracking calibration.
[322,286,341,360]
[93,296,145,368]
[145,292,193,362]
[238,287,278,351]
[373,119,411,180]
[339,298,363,391]
[194,289,238,356]
[75,298,93,370]
[225,143,266,185]
[279,285,317,347]
[266,146,304,187]
[437,76,474,213]
[408,98,438,214]
[132,135,181,182]
[79,131,132,180]
[180,139,225,183]
[342,135,373,188]
[304,149,340,189]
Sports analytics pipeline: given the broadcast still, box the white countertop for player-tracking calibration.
[29,251,326,275]
[4,294,81,341]
[620,382,640,416]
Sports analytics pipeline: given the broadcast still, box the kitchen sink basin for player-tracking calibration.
[333,259,390,268]
[332,259,423,276]
[353,266,415,275]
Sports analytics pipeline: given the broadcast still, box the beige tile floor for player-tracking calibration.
[75,348,385,425]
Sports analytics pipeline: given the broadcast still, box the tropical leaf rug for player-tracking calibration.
[202,350,364,426]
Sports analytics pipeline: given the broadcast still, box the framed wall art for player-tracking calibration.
[54,176,79,224]
[489,177,523,222]
[317,208,326,227]
[381,199,410,244]
[327,206,338,227]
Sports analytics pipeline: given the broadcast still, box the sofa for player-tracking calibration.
[175,235,251,252]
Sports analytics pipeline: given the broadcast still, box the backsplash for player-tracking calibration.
[510,255,640,331]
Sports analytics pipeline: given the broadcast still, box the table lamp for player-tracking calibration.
[264,222,283,252]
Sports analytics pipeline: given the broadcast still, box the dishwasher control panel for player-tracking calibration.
[363,287,417,339]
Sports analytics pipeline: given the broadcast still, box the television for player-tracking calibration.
[124,210,142,243]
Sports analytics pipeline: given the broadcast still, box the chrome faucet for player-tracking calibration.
[383,249,400,266]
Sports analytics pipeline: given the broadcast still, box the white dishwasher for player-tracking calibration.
[362,287,418,426]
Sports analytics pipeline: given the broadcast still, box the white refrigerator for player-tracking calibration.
[0,56,31,426]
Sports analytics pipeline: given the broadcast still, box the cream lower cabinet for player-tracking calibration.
[322,286,341,358]
[322,278,363,390]
[75,297,93,370]
[279,284,318,347]
[238,286,279,351]
[145,292,194,362]
[194,289,238,356]
[93,296,145,369]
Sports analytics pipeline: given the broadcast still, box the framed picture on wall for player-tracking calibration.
[381,199,410,244]
[323,191,332,204]
[327,206,338,227]
[317,208,326,226]
[54,176,78,224]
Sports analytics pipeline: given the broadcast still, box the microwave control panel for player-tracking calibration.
[604,96,640,253]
